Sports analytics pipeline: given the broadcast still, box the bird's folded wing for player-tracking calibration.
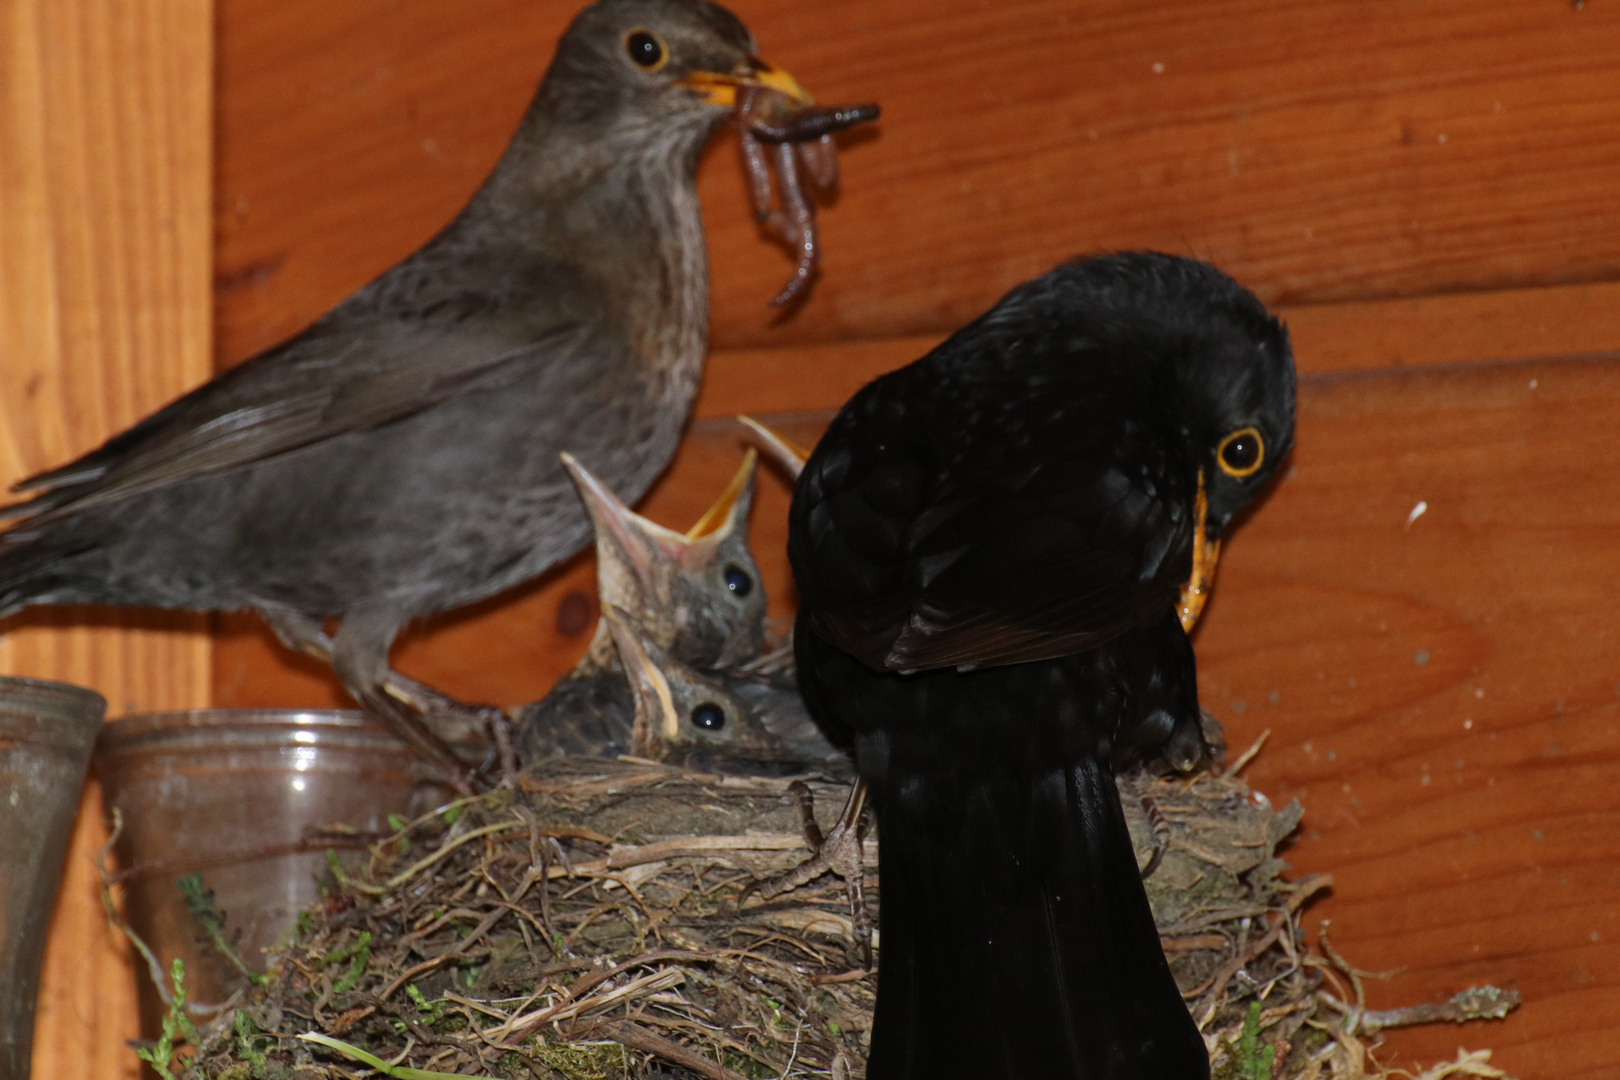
[6,319,590,520]
[791,386,1193,674]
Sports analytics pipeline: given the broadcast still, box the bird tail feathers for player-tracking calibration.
[867,755,1209,1080]
[0,529,94,619]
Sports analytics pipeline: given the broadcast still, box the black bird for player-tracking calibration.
[0,0,855,783]
[789,253,1295,1078]
[515,450,767,759]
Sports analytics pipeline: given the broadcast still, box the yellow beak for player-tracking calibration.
[677,58,812,108]
[685,449,757,540]
[1178,469,1222,633]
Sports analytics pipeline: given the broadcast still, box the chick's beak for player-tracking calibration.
[685,449,756,540]
[1178,469,1222,633]
[677,57,812,108]
[601,606,682,751]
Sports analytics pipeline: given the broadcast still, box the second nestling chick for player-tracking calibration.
[514,451,766,760]
[602,606,847,772]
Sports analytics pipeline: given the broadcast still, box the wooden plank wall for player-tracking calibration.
[9,0,1613,1075]
[208,2,1620,1077]
[0,0,213,1076]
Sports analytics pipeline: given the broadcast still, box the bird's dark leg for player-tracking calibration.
[331,606,481,794]
[789,778,825,851]
[743,778,872,966]
[257,601,510,787]
[256,602,463,715]
[257,602,336,665]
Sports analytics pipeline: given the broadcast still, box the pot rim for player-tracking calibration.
[0,676,108,747]
[94,708,411,756]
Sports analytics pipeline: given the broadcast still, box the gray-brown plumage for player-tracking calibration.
[516,451,766,759]
[0,0,845,781]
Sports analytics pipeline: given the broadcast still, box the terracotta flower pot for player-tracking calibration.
[94,710,429,1029]
[0,676,107,1080]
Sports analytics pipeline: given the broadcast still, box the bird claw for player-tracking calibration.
[743,779,873,967]
[412,697,522,789]
[1138,793,1171,880]
[355,689,485,796]
[254,603,491,791]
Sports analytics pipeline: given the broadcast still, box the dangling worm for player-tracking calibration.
[734,89,880,308]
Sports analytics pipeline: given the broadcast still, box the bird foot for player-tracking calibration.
[254,607,514,789]
[355,689,485,796]
[1138,792,1171,880]
[410,696,523,789]
[743,779,873,967]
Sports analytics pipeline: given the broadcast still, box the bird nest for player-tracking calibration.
[178,742,1518,1080]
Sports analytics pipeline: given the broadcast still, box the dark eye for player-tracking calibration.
[723,564,753,598]
[1216,427,1264,478]
[625,30,666,70]
[690,702,726,730]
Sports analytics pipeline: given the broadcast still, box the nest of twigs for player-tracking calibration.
[181,743,1518,1080]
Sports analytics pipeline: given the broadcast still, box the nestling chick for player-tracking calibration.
[603,606,844,771]
[515,451,765,760]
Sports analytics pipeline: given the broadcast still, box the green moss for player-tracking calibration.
[136,959,201,1080]
[530,1041,628,1080]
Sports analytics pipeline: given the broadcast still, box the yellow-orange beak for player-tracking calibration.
[1178,469,1222,632]
[684,449,757,540]
[677,58,812,108]
[737,415,809,480]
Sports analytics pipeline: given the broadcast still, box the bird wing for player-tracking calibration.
[6,316,590,520]
[789,349,1195,674]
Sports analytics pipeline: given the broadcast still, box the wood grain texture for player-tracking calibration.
[213,267,1620,709]
[691,275,1620,420]
[1199,356,1620,1079]
[213,352,1620,1078]
[214,0,1620,360]
[196,0,1620,1075]
[0,0,213,1075]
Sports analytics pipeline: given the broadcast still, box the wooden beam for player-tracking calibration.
[0,0,213,1075]
[690,277,1620,419]
[216,270,1620,711]
[212,0,1620,358]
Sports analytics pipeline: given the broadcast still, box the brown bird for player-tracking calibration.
[0,0,872,787]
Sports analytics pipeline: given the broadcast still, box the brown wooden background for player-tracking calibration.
[3,0,211,1077]
[15,0,1620,1076]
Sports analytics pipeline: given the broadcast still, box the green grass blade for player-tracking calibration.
[296,1032,482,1079]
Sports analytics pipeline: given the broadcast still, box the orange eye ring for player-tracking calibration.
[1216,426,1265,478]
[624,29,669,72]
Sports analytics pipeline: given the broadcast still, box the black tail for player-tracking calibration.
[796,618,1209,1080]
[870,753,1207,1079]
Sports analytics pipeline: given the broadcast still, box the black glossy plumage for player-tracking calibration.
[796,610,1206,1077]
[789,253,1295,1078]
[793,254,1293,674]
